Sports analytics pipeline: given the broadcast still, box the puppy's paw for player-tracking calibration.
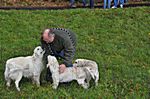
[95,82,98,86]
[17,87,20,91]
[52,85,57,89]
[82,83,89,89]
[32,80,35,84]
[6,82,10,87]
[36,83,40,87]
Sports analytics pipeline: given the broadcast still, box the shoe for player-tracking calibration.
[120,4,123,8]
[112,6,117,8]
[83,4,89,7]
[70,4,76,8]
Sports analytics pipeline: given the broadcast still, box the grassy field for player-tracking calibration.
[0,7,150,98]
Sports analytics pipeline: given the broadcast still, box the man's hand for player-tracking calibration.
[59,64,66,73]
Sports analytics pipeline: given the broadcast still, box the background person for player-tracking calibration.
[112,0,124,8]
[70,0,87,7]
[104,0,111,9]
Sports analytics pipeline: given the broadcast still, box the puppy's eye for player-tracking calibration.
[74,62,77,64]
[37,48,39,50]
[40,52,42,54]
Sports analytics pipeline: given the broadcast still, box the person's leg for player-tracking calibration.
[56,50,64,59]
[104,0,107,9]
[70,0,75,7]
[108,0,111,8]
[90,0,94,8]
[112,0,116,8]
[82,0,86,6]
[120,0,124,5]
[114,0,118,7]
[120,0,124,8]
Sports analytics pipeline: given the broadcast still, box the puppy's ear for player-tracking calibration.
[84,67,95,80]
[51,57,57,64]
[47,55,51,60]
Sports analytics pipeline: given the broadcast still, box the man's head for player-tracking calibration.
[42,29,55,43]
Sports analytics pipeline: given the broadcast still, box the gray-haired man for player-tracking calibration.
[41,28,76,82]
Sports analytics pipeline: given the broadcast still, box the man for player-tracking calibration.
[41,28,76,82]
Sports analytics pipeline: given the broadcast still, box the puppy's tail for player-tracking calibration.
[4,62,11,81]
[84,67,99,86]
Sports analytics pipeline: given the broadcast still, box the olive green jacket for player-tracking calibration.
[41,28,76,66]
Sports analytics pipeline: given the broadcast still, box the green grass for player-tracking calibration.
[0,7,150,98]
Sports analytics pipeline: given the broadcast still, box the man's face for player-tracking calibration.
[43,29,54,43]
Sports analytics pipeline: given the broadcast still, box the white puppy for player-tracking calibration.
[73,59,99,86]
[4,46,45,91]
[47,55,99,89]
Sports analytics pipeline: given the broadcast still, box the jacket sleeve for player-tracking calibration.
[62,39,75,67]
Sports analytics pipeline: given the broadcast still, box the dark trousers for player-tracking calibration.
[90,0,94,8]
